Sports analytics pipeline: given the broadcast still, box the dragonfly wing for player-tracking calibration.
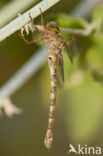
[65,42,73,63]
[65,35,83,62]
[56,53,64,88]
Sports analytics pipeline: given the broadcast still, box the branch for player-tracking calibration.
[61,23,96,36]
[29,24,95,36]
[0,0,60,42]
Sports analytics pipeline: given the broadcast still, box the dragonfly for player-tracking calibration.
[19,9,74,149]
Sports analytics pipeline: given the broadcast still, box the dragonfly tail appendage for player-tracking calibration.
[44,55,57,149]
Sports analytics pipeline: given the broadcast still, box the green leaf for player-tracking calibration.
[92,5,103,33]
[92,5,103,21]
[55,13,88,29]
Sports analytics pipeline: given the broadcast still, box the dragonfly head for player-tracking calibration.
[46,21,60,33]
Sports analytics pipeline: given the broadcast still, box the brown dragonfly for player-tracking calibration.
[19,9,75,149]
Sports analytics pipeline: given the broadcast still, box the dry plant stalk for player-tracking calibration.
[0,97,22,118]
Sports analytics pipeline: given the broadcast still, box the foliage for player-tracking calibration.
[59,5,103,141]
[56,5,103,85]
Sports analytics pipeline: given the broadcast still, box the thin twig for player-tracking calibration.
[30,24,95,36]
[0,0,60,42]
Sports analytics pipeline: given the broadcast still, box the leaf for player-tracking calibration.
[92,5,103,21]
[92,5,103,33]
[55,13,88,29]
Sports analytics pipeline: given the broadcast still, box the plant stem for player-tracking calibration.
[0,0,60,42]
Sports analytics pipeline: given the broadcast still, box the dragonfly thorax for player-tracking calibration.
[44,32,65,55]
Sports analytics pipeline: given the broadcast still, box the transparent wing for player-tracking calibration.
[65,35,83,62]
[56,53,64,88]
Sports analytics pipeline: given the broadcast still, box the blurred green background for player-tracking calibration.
[0,0,103,156]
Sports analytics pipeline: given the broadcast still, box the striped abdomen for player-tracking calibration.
[44,55,57,149]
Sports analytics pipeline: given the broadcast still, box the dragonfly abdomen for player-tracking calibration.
[44,55,57,149]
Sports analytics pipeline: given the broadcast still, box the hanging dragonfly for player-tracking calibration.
[19,9,78,149]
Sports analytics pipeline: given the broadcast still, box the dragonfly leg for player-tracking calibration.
[39,8,46,29]
[29,13,45,35]
[19,33,43,45]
